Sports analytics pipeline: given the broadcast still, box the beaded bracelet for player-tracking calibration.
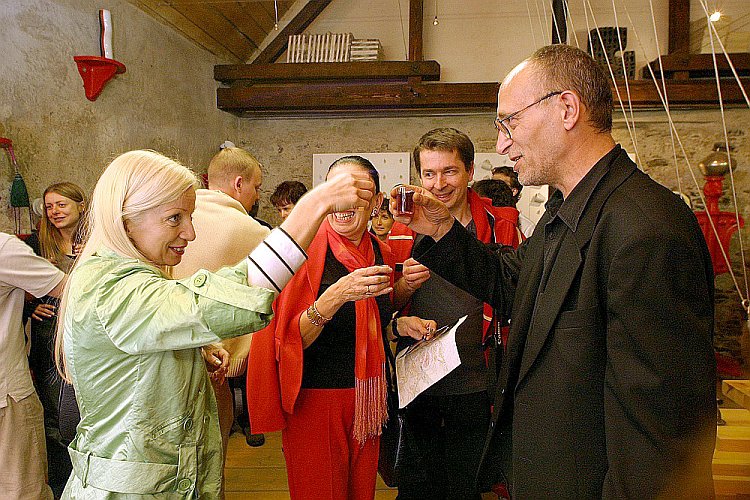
[306,301,332,327]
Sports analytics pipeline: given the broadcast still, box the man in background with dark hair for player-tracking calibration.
[393,44,716,499]
[388,127,520,500]
[492,165,536,237]
[270,180,308,223]
[472,179,516,209]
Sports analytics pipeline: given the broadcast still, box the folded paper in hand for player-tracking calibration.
[396,315,466,408]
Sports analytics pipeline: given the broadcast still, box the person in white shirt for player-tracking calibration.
[0,232,66,500]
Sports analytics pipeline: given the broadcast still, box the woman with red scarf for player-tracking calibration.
[248,156,436,499]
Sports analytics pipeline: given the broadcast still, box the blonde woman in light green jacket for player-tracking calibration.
[57,150,375,499]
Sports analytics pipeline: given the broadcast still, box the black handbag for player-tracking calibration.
[377,324,427,488]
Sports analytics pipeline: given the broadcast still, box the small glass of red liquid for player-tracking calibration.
[395,186,415,216]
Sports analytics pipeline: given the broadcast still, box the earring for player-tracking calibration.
[371,208,378,217]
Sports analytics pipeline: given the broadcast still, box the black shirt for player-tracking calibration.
[301,243,392,389]
[536,145,619,298]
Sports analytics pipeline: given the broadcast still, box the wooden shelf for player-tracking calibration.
[644,53,750,80]
[216,73,750,117]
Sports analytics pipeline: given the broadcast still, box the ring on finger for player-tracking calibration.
[366,284,372,295]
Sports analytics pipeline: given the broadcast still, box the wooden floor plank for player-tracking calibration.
[224,431,397,496]
[724,381,750,411]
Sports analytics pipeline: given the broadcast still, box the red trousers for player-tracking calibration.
[282,388,379,500]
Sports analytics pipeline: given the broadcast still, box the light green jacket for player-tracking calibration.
[61,248,274,499]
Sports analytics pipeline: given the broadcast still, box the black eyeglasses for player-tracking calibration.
[494,91,563,139]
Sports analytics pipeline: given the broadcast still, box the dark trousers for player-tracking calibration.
[397,390,491,500]
[229,374,249,429]
[29,316,73,499]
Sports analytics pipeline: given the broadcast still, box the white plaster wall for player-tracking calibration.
[0,0,239,233]
[303,0,670,82]
[690,0,750,53]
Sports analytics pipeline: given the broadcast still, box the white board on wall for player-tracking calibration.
[312,153,411,196]
[473,153,548,226]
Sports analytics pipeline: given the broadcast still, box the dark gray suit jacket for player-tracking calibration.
[415,147,716,499]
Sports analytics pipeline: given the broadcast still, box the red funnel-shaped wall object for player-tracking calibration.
[73,56,126,101]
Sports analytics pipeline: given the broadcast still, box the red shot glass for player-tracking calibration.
[395,186,415,216]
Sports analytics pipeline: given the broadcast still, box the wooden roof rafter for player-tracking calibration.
[251,0,334,64]
[214,0,750,117]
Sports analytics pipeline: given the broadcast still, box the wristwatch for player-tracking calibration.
[391,317,403,340]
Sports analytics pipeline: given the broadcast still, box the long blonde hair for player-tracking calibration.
[38,182,87,265]
[55,150,199,380]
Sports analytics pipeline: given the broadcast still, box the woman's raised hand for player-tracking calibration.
[313,169,375,214]
[278,170,376,252]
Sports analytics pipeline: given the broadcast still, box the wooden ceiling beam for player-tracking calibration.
[668,0,690,54]
[252,0,334,64]
[218,81,497,113]
[217,78,750,116]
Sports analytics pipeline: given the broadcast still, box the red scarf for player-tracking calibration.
[323,221,388,443]
[247,219,392,444]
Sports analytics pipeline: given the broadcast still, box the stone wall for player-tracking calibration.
[238,107,750,361]
[0,0,239,233]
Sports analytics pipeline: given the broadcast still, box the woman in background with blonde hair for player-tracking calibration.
[56,149,375,499]
[24,182,86,497]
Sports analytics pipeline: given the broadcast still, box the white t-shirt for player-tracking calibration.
[0,233,64,408]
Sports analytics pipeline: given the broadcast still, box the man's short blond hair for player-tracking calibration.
[207,147,261,187]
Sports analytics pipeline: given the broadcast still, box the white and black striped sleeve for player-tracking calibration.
[246,227,307,295]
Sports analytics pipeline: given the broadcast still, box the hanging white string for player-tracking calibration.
[700,5,750,108]
[581,0,592,52]
[273,0,279,30]
[583,0,640,164]
[524,0,538,47]
[564,0,580,49]
[562,0,748,306]
[397,0,408,59]
[698,13,750,55]
[645,0,681,194]
[539,0,551,41]
[533,0,547,45]
[620,2,747,304]
[700,0,750,305]
[610,0,642,167]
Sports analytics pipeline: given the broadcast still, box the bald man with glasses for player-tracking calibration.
[392,44,716,499]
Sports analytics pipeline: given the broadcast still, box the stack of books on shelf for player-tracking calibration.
[349,39,382,61]
[286,33,352,63]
